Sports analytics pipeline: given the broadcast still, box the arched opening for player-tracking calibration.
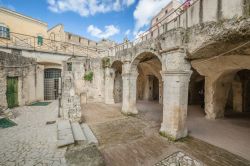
[131,51,163,123]
[187,68,250,160]
[225,69,250,115]
[44,68,61,100]
[111,61,123,103]
[188,68,205,117]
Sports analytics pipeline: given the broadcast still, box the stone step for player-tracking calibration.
[57,120,75,147]
[81,123,99,145]
[71,122,87,143]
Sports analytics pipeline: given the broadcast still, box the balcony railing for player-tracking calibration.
[0,31,107,57]
[109,0,199,56]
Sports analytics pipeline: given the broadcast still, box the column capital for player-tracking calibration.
[160,70,192,77]
[122,72,139,79]
[160,47,186,55]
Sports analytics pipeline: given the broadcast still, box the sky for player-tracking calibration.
[0,0,180,43]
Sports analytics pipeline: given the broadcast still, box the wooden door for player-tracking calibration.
[6,77,18,108]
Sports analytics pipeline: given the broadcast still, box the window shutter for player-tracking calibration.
[37,36,43,45]
[6,28,10,38]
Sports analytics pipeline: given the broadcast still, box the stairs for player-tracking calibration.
[57,120,98,148]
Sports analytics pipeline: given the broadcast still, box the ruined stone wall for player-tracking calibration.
[0,51,41,110]
[61,56,105,121]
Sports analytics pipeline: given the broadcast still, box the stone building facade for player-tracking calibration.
[0,51,43,110]
[0,7,112,103]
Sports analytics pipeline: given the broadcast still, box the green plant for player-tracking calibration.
[83,71,94,81]
[102,57,111,68]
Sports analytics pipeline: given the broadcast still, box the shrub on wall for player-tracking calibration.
[83,71,94,82]
[102,57,111,68]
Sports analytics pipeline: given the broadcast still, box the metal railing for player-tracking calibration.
[0,31,108,57]
[109,0,199,56]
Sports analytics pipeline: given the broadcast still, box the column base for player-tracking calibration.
[205,113,224,120]
[121,107,138,116]
[159,124,188,141]
[104,100,115,105]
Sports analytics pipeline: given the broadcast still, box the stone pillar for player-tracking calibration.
[205,76,232,119]
[160,49,192,140]
[129,72,139,114]
[121,61,138,115]
[143,75,154,100]
[232,81,243,112]
[104,67,115,104]
[159,80,163,104]
[122,72,130,114]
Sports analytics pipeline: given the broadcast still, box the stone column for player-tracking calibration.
[104,67,115,104]
[159,80,163,104]
[205,76,232,119]
[128,72,139,114]
[122,72,130,114]
[232,81,243,112]
[160,49,192,140]
[143,75,154,100]
[121,61,138,115]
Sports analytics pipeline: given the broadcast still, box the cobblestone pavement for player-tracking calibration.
[155,152,203,166]
[0,101,67,166]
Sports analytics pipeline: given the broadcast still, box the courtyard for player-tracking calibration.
[1,100,249,165]
[0,0,250,165]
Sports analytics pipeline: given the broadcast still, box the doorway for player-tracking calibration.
[6,77,18,108]
[44,69,61,100]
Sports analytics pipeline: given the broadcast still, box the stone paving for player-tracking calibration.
[84,102,250,166]
[155,152,203,166]
[0,101,67,166]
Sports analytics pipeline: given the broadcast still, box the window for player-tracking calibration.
[0,25,10,39]
[68,34,72,40]
[67,62,72,71]
[37,36,43,46]
[156,18,158,22]
[79,37,81,43]
[165,9,168,14]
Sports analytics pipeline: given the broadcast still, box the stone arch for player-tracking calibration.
[111,60,123,103]
[130,51,162,73]
[130,51,163,104]
[207,68,250,118]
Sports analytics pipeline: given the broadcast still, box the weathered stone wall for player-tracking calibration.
[61,56,106,121]
[0,51,42,110]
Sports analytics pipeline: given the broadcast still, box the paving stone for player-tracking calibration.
[0,101,68,166]
[71,122,87,142]
[57,120,74,147]
[81,123,98,145]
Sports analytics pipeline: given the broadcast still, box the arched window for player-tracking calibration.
[0,23,10,39]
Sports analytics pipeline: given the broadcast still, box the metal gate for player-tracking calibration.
[44,69,61,100]
[6,77,18,108]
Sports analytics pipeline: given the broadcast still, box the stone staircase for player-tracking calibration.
[57,120,98,148]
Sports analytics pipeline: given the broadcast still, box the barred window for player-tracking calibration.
[0,25,10,39]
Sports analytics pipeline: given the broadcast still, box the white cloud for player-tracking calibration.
[133,0,171,35]
[125,29,130,36]
[47,0,135,17]
[0,0,16,11]
[87,25,120,39]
